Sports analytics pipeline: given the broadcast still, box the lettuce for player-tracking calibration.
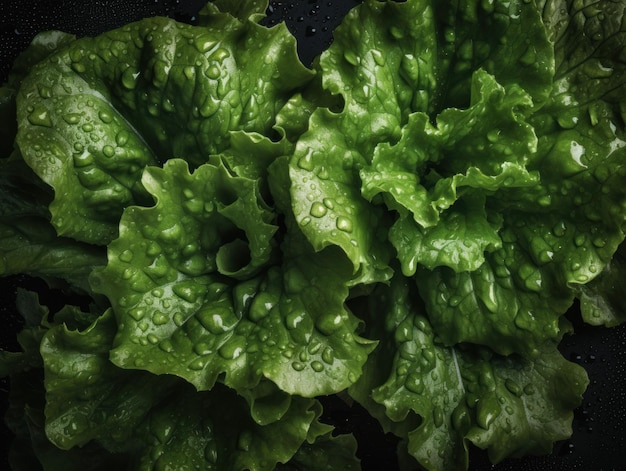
[1,0,624,470]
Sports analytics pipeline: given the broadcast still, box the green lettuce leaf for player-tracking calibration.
[3,1,626,470]
[5,31,77,89]
[277,433,360,470]
[362,69,539,274]
[90,158,375,397]
[16,8,313,244]
[40,307,324,470]
[577,241,626,326]
[0,156,105,290]
[350,275,588,471]
[40,309,179,452]
[432,0,554,109]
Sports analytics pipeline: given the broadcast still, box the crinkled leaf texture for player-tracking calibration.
[350,276,588,471]
[0,156,105,291]
[15,7,313,244]
[577,242,626,327]
[2,0,626,470]
[90,158,376,397]
[288,0,626,357]
[39,308,331,470]
[3,292,343,471]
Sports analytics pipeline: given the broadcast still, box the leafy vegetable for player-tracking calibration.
[1,0,625,470]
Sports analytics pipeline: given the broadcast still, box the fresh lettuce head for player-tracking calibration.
[1,1,625,470]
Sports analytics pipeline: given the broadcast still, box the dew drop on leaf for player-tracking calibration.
[159,339,174,353]
[188,356,207,371]
[504,378,523,397]
[321,347,334,365]
[336,216,353,232]
[405,373,425,394]
[27,106,52,127]
[432,405,444,427]
[204,439,218,464]
[152,310,169,326]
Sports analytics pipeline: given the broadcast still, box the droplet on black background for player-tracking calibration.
[1,0,207,83]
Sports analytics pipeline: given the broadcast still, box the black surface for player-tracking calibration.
[1,1,625,470]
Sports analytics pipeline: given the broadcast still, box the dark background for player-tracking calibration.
[1,1,625,470]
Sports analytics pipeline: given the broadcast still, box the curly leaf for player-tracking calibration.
[16,11,312,244]
[351,276,588,471]
[90,159,376,397]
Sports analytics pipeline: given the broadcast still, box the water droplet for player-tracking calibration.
[405,373,425,394]
[552,222,566,237]
[592,237,606,248]
[400,54,419,83]
[487,129,501,143]
[205,63,221,80]
[285,310,306,330]
[188,357,208,371]
[129,307,145,321]
[514,310,535,330]
[343,50,359,66]
[311,360,324,372]
[321,347,334,365]
[72,62,86,73]
[159,339,174,353]
[116,130,130,146]
[299,349,308,363]
[121,67,140,90]
[249,292,276,322]
[316,313,342,335]
[118,249,134,262]
[27,106,52,127]
[504,378,523,397]
[218,336,245,359]
[173,312,186,327]
[371,49,385,66]
[452,405,470,431]
[196,305,238,334]
[102,145,116,158]
[336,216,353,232]
[297,148,315,170]
[291,361,306,371]
[422,349,436,366]
[476,398,498,429]
[307,342,322,355]
[574,234,586,247]
[394,319,413,343]
[204,440,218,464]
[62,113,81,125]
[193,34,217,53]
[448,295,461,307]
[432,406,444,427]
[152,311,169,326]
[310,202,327,217]
[193,342,212,356]
[172,282,201,303]
[159,223,183,242]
